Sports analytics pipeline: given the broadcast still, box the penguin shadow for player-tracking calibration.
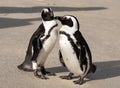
[0,6,107,29]
[0,6,107,14]
[0,17,41,29]
[90,60,120,80]
[46,60,120,81]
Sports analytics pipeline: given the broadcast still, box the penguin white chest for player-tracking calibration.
[42,21,58,53]
[37,27,58,66]
[43,29,58,52]
[60,35,83,75]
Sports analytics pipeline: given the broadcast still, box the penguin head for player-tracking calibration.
[55,15,79,29]
[41,8,54,21]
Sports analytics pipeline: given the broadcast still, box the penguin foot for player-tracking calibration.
[40,66,56,76]
[40,75,49,79]
[60,75,72,80]
[60,73,73,80]
[73,77,84,85]
[34,70,49,79]
[45,71,56,76]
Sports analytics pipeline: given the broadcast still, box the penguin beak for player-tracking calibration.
[55,16,63,22]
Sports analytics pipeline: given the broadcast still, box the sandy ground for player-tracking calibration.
[0,0,120,88]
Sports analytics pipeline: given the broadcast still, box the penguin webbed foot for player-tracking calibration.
[73,76,84,85]
[60,73,73,80]
[60,75,72,80]
[40,66,56,76]
[34,70,49,79]
[45,71,56,76]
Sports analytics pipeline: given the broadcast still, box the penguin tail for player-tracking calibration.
[17,63,33,72]
[17,64,24,70]
[17,49,33,71]
[90,64,96,73]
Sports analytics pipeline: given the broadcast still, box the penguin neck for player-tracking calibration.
[42,20,57,31]
[60,25,78,35]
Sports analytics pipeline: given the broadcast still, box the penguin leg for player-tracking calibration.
[31,61,49,79]
[31,44,49,79]
[32,61,41,78]
[59,50,66,67]
[30,38,48,79]
[73,65,96,85]
[40,66,56,76]
[60,73,74,80]
[73,76,84,85]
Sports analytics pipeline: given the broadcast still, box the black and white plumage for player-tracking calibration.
[18,8,58,79]
[55,15,96,84]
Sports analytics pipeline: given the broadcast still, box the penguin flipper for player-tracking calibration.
[59,50,66,67]
[74,30,92,63]
[18,23,45,71]
[79,46,87,71]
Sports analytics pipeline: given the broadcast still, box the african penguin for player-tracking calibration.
[18,8,58,79]
[55,15,96,84]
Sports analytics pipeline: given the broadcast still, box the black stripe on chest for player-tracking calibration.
[60,31,80,59]
[42,24,58,43]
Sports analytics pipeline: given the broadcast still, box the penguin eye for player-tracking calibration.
[67,18,73,27]
[61,17,73,27]
[63,17,67,20]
